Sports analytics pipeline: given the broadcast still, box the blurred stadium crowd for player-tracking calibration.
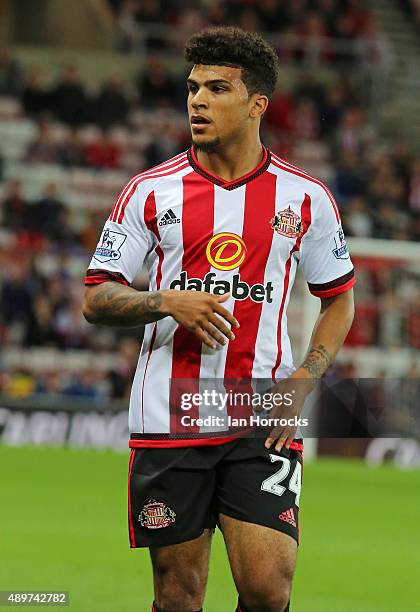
[109,0,386,64]
[0,1,419,400]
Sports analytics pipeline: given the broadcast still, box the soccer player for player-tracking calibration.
[83,27,355,612]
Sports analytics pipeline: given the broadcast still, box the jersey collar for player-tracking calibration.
[187,144,271,191]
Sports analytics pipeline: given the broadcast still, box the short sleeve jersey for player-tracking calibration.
[85,147,355,448]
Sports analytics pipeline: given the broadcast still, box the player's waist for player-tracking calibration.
[129,433,304,451]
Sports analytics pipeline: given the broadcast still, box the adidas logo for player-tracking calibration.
[158,209,180,226]
[279,507,296,528]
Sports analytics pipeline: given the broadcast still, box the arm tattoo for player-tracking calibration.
[86,282,164,327]
[301,344,333,379]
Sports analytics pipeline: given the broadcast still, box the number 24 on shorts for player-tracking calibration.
[261,455,302,507]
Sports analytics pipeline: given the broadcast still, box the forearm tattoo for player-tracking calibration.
[87,283,163,327]
[301,344,333,379]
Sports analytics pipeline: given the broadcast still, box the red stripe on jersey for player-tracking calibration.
[310,275,355,298]
[109,152,187,222]
[223,172,277,420]
[271,155,340,222]
[272,194,312,381]
[141,191,164,432]
[144,191,164,290]
[110,159,189,224]
[127,449,136,547]
[169,173,215,434]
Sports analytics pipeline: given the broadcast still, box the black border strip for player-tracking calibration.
[308,269,355,293]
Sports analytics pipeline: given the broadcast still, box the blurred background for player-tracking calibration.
[0,2,419,611]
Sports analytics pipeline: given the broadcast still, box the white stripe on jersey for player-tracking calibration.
[198,184,247,432]
[132,168,192,434]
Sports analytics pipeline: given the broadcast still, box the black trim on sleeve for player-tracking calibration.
[84,269,129,286]
[307,269,354,293]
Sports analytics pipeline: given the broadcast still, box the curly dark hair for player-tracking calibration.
[184,26,279,98]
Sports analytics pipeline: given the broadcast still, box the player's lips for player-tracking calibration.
[191,114,212,130]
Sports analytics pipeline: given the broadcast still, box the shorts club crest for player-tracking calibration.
[138,500,176,530]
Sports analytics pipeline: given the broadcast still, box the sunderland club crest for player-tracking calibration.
[270,206,303,238]
[138,499,176,529]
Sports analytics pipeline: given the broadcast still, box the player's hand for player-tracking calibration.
[264,373,314,452]
[160,290,239,349]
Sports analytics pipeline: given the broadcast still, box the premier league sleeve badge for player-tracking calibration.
[94,227,127,263]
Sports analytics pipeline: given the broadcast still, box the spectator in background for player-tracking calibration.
[408,158,420,213]
[318,0,340,35]
[54,297,90,349]
[135,0,170,50]
[108,337,140,398]
[298,11,331,65]
[21,67,52,117]
[345,0,372,36]
[51,65,88,126]
[63,370,103,399]
[319,82,347,136]
[334,151,366,201]
[35,371,64,396]
[85,130,122,169]
[0,48,22,96]
[1,261,33,327]
[290,97,320,141]
[236,6,261,33]
[1,179,29,232]
[143,112,186,167]
[116,0,142,53]
[31,182,65,239]
[206,1,227,26]
[336,105,375,156]
[137,52,177,110]
[57,128,86,167]
[264,90,294,135]
[94,74,129,127]
[25,118,59,164]
[343,196,373,237]
[24,294,57,347]
[374,201,409,240]
[49,207,80,249]
[257,0,286,32]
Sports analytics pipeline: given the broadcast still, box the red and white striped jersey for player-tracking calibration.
[85,146,355,448]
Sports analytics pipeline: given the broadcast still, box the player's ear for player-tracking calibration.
[249,94,268,119]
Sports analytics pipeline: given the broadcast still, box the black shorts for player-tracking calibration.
[128,438,303,548]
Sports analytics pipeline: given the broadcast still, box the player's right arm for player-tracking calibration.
[83,284,238,349]
[82,179,238,348]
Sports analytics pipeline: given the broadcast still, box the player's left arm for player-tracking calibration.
[298,288,355,381]
[265,288,354,451]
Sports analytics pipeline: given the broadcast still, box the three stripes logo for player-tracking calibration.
[279,507,296,528]
[158,209,180,227]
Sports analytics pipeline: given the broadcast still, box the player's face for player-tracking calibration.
[187,64,257,152]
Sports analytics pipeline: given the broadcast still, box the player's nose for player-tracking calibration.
[191,88,209,108]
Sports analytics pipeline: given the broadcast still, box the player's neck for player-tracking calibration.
[195,135,264,183]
